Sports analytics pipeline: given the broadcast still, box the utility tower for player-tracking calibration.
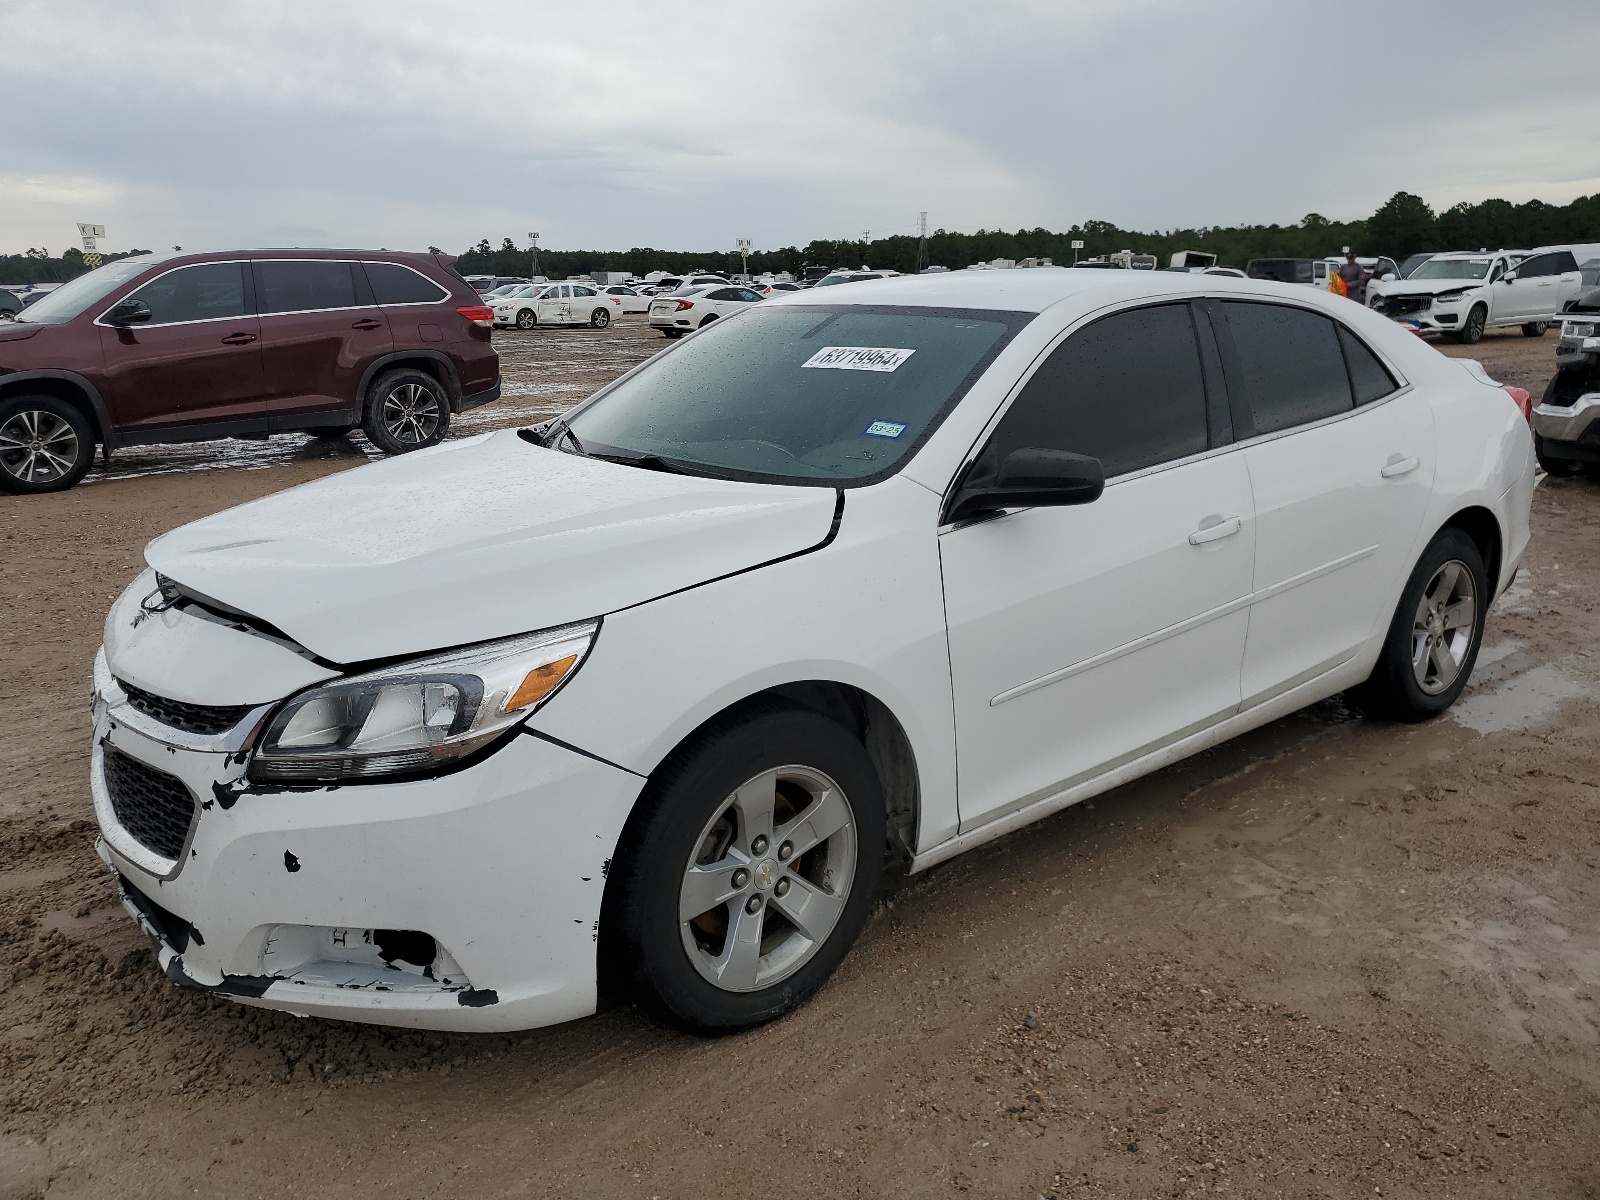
[916,212,929,273]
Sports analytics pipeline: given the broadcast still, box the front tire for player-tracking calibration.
[0,395,95,494]
[1521,322,1549,338]
[1456,304,1487,344]
[1352,529,1487,721]
[362,368,449,455]
[605,704,886,1034]
[515,308,536,330]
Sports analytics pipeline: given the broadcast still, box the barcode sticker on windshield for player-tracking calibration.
[801,346,916,373]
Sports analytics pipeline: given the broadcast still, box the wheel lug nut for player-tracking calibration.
[751,835,769,855]
[778,841,793,861]
[731,869,749,889]
[774,878,790,897]
[745,895,763,914]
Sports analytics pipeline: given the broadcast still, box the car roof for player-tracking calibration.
[760,264,1397,316]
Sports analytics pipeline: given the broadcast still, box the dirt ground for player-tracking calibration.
[2,322,1596,1199]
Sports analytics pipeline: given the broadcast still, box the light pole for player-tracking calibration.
[528,232,541,280]
[916,212,928,273]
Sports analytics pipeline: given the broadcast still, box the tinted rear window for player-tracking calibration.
[1337,326,1398,405]
[364,262,449,304]
[256,261,359,313]
[1220,302,1351,435]
[131,262,246,324]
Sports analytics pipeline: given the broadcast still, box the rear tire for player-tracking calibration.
[1351,529,1487,722]
[1455,304,1487,344]
[1521,322,1549,338]
[699,314,718,328]
[0,394,95,494]
[362,368,449,455]
[589,306,611,328]
[605,703,886,1034]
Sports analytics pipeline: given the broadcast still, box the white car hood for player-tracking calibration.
[1374,277,1485,297]
[145,431,838,664]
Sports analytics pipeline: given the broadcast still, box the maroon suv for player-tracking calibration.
[0,249,500,493]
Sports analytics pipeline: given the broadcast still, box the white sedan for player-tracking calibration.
[648,284,764,337]
[492,282,614,330]
[596,285,650,314]
[88,269,1533,1035]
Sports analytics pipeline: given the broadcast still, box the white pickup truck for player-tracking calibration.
[1365,248,1585,343]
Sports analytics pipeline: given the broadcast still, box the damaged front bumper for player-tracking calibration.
[92,651,646,1033]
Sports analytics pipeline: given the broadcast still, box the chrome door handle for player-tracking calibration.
[1382,454,1420,478]
[1189,516,1242,545]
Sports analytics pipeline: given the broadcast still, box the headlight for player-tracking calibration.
[1431,290,1470,305]
[250,621,597,784]
[1564,321,1595,338]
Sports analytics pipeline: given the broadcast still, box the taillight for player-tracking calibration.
[456,305,494,326]
[674,299,694,311]
[1504,386,1533,423]
[611,297,621,304]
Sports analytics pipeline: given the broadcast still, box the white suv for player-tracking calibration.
[1366,249,1584,343]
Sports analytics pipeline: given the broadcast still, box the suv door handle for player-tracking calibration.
[1381,454,1420,478]
[1189,516,1242,545]
[220,332,257,345]
[352,318,383,330]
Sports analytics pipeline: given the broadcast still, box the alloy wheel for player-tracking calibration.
[678,765,857,993]
[379,383,442,446]
[0,408,81,485]
[1410,559,1477,695]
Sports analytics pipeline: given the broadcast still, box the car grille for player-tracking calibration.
[117,678,255,736]
[103,747,197,860]
[1373,295,1431,317]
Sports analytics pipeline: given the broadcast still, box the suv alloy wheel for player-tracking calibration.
[0,395,96,494]
[362,368,450,455]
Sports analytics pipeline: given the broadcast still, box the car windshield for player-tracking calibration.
[563,304,1027,485]
[15,260,151,324]
[1411,258,1493,280]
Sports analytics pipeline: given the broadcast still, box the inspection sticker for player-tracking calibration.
[863,420,908,439]
[801,346,916,372]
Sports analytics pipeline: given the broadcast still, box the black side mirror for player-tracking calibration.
[105,297,152,327]
[946,447,1105,525]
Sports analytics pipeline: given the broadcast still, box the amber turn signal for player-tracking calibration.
[504,654,579,712]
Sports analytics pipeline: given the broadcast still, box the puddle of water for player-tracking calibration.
[1452,663,1588,734]
[1475,638,1524,669]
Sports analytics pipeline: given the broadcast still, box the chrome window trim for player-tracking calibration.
[937,289,1414,526]
[92,258,254,330]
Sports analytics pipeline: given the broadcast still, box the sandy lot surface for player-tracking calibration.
[2,323,1596,1199]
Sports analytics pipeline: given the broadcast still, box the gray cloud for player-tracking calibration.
[3,0,1596,255]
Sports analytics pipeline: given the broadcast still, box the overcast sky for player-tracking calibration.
[4,0,1598,256]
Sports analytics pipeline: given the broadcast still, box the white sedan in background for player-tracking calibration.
[648,284,764,337]
[493,283,615,330]
[597,285,651,314]
[88,269,1532,1038]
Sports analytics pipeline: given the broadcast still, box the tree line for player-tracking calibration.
[6,191,1598,287]
[450,191,1600,278]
